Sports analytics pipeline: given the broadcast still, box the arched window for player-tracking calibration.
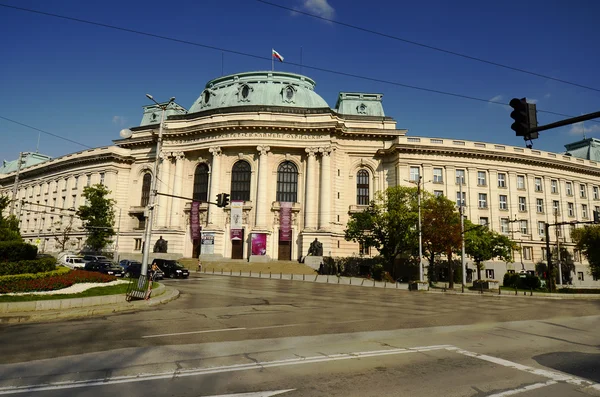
[357,169,370,205]
[231,160,251,201]
[277,161,298,203]
[193,164,209,202]
[140,173,152,206]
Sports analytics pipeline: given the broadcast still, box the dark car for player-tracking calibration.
[84,261,124,277]
[83,255,109,263]
[121,261,163,280]
[153,259,189,279]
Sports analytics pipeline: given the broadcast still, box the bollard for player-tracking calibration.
[291,273,293,280]
[230,269,232,276]
[480,283,483,294]
[314,274,318,282]
[303,274,305,281]
[221,268,224,275]
[270,272,272,279]
[523,291,526,296]
[239,270,241,276]
[361,279,365,286]
[280,272,282,279]
[384,281,386,288]
[338,276,340,284]
[259,271,261,278]
[250,270,252,277]
[373,279,376,287]
[515,286,518,295]
[499,286,501,295]
[350,278,352,285]
[327,275,329,283]
[530,287,533,296]
[395,281,398,289]
[212,268,215,274]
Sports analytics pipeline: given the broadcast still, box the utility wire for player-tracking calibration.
[256,0,600,94]
[0,115,92,149]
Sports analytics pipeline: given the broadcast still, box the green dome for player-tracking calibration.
[188,71,329,113]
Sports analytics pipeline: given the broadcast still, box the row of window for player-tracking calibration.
[409,167,599,199]
[19,174,100,199]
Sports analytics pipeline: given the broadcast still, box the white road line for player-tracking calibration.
[142,328,246,338]
[203,390,295,397]
[485,381,557,397]
[0,345,449,395]
[447,347,599,388]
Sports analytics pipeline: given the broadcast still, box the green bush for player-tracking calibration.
[503,272,541,290]
[0,256,57,276]
[0,266,70,284]
[0,241,38,262]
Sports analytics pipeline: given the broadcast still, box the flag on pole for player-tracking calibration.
[272,49,284,62]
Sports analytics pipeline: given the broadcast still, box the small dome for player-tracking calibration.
[188,71,329,114]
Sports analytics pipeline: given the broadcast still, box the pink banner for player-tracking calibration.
[279,202,292,241]
[231,229,243,241]
[191,201,200,240]
[251,233,267,256]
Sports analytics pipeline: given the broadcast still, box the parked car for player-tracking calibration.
[62,256,86,269]
[84,261,124,277]
[121,261,163,280]
[152,259,189,279]
[82,255,109,263]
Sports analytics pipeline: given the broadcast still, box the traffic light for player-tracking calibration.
[222,193,230,207]
[215,193,230,208]
[509,98,538,140]
[594,210,600,224]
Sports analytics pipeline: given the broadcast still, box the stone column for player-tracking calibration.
[156,151,171,227]
[304,147,318,230]
[170,151,185,228]
[255,145,270,229]
[208,147,222,225]
[319,146,332,230]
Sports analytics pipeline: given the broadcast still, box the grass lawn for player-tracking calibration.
[0,281,160,303]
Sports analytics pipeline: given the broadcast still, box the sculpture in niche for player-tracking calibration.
[153,236,168,253]
[307,238,323,256]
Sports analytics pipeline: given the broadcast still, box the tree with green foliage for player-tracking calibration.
[345,186,419,270]
[421,194,462,287]
[464,221,517,280]
[571,225,600,281]
[76,184,115,252]
[0,195,21,242]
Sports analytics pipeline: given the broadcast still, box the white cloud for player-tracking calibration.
[112,116,127,126]
[569,122,600,135]
[544,93,551,99]
[488,94,503,103]
[528,98,538,104]
[301,0,335,19]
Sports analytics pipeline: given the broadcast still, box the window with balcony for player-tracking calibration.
[433,168,443,183]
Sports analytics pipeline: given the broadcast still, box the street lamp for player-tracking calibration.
[407,176,425,282]
[140,94,175,276]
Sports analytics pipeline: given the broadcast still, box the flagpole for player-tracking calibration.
[272,49,274,71]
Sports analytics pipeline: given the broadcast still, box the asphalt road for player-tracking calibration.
[1,275,599,396]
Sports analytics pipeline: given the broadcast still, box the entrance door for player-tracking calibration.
[278,239,291,260]
[231,229,244,259]
[192,239,200,258]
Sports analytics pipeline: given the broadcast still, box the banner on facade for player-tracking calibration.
[231,229,243,241]
[251,233,267,256]
[231,200,243,230]
[191,201,200,240]
[279,202,292,241]
[201,232,214,255]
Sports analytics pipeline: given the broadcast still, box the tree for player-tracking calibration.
[345,186,419,270]
[76,184,115,252]
[464,222,516,280]
[571,225,600,281]
[0,195,21,242]
[421,194,462,287]
[52,215,77,252]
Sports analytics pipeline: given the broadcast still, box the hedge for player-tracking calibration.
[0,241,38,262]
[0,269,116,294]
[0,256,57,276]
[503,272,542,290]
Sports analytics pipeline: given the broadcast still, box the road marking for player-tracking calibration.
[142,328,246,338]
[203,390,295,397]
[485,381,557,397]
[447,347,598,388]
[0,345,452,395]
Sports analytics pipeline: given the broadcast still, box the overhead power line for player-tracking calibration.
[0,115,92,149]
[0,1,597,149]
[256,0,600,94]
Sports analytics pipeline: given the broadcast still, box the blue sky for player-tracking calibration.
[1,0,599,162]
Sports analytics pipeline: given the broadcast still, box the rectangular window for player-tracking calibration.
[499,195,508,210]
[53,181,58,193]
[100,173,105,185]
[523,246,532,260]
[520,220,528,235]
[456,169,465,185]
[134,238,142,251]
[409,166,420,182]
[478,193,487,208]
[359,241,371,256]
[477,171,486,186]
[517,175,526,189]
[553,200,560,215]
[87,175,91,187]
[498,173,506,188]
[519,197,527,212]
[500,218,510,234]
[534,177,542,192]
[433,168,443,183]
[566,182,573,196]
[593,186,599,200]
[52,198,57,211]
[485,269,495,279]
[582,204,588,219]
[574,249,581,262]
[536,198,544,213]
[74,176,78,189]
[72,195,77,208]
[434,190,444,197]
[541,248,546,261]
[580,184,587,198]
[578,272,584,281]
[456,192,466,207]
[551,179,558,194]
[538,221,545,236]
[568,202,574,217]
[479,217,489,226]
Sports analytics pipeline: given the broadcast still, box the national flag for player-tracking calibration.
[272,49,284,62]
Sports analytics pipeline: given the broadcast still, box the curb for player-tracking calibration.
[0,286,180,324]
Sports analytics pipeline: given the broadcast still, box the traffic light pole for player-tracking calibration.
[529,111,600,134]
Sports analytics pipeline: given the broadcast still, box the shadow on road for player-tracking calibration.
[533,351,600,382]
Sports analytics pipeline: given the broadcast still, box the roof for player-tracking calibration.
[188,71,330,114]
[564,138,600,161]
[335,92,385,117]
[139,101,187,127]
[0,152,52,174]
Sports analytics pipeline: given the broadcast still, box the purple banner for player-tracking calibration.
[191,201,200,240]
[251,233,267,256]
[231,229,243,241]
[279,202,292,241]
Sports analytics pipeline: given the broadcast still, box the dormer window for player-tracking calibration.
[357,103,367,114]
[237,84,253,102]
[242,85,250,99]
[282,85,296,103]
[200,89,214,109]
[203,90,211,104]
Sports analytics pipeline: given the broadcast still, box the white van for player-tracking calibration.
[61,255,86,269]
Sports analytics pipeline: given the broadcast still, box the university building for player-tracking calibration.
[1,71,599,286]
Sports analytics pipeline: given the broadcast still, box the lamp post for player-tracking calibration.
[407,176,425,282]
[140,94,175,276]
[460,177,466,288]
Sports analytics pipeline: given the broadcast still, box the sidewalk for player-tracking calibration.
[0,284,180,324]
